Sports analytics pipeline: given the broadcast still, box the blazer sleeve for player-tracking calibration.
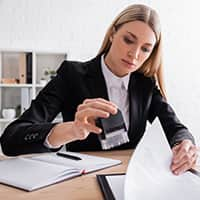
[0,61,70,156]
[148,81,195,147]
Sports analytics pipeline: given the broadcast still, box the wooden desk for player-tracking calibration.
[0,150,133,200]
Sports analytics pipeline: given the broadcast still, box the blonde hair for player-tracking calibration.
[98,4,166,99]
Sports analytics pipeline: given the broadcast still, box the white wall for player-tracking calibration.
[0,0,200,145]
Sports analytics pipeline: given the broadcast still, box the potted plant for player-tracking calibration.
[44,68,57,80]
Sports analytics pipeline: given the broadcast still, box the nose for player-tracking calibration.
[128,47,140,60]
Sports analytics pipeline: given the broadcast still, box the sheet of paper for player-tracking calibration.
[124,119,200,200]
[106,175,125,200]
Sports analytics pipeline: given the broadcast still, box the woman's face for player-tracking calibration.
[105,21,156,77]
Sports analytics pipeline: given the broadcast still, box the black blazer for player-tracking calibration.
[0,55,194,156]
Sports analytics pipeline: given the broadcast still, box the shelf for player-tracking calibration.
[0,50,66,136]
[36,84,48,88]
[0,83,49,88]
[0,118,62,123]
[0,84,33,88]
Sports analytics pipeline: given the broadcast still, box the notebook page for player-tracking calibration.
[0,157,80,191]
[29,152,121,173]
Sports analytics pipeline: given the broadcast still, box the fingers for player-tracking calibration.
[76,98,118,121]
[77,100,117,115]
[83,98,117,109]
[83,122,102,134]
[171,140,198,175]
[76,107,110,121]
[172,144,180,154]
[73,98,117,140]
[171,147,197,175]
[172,140,193,162]
[171,154,197,175]
[84,98,117,113]
[73,120,102,136]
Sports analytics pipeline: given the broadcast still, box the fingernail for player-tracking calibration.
[105,113,110,117]
[174,171,179,175]
[98,128,102,133]
[113,109,118,114]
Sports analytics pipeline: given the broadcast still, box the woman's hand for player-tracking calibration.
[171,140,198,175]
[72,98,118,140]
[48,98,117,147]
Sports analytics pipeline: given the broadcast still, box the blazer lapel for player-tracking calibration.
[128,73,142,140]
[84,55,109,100]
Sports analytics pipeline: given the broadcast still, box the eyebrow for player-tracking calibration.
[127,31,153,46]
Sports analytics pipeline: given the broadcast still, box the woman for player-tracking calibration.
[0,4,198,175]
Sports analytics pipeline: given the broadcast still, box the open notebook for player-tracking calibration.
[0,151,121,191]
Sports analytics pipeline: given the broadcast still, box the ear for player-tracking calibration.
[109,35,113,42]
[109,26,117,42]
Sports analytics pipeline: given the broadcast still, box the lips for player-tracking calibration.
[121,59,137,67]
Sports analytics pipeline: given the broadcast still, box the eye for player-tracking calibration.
[123,36,135,44]
[141,46,151,53]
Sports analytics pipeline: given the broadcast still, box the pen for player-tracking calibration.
[56,152,82,161]
[189,168,200,178]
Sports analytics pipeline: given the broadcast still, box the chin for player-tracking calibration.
[123,66,138,74]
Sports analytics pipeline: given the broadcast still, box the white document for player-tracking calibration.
[106,175,125,200]
[0,152,121,191]
[125,120,200,200]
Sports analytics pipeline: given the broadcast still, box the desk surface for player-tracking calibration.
[0,149,133,200]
